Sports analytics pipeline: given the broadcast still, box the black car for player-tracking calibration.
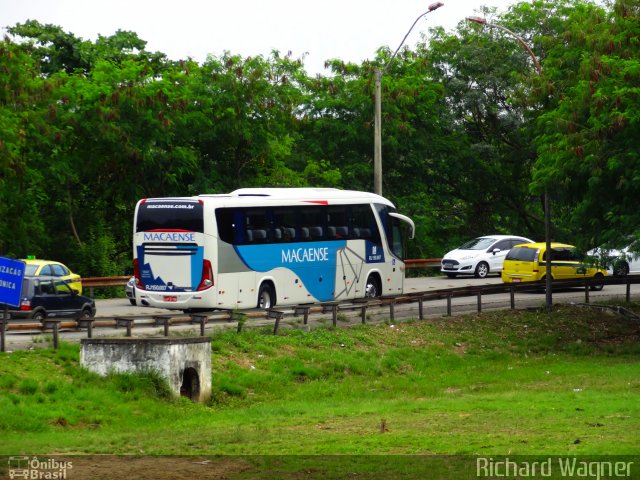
[9,276,96,320]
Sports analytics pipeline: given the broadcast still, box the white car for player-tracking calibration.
[587,242,640,277]
[441,235,535,279]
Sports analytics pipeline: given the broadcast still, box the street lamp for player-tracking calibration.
[374,1,444,196]
[466,16,553,310]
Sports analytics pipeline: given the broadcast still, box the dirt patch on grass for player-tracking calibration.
[61,456,254,479]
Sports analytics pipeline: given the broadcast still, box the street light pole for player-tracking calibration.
[373,2,444,196]
[466,16,553,311]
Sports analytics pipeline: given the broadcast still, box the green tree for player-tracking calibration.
[532,0,640,249]
[0,38,49,257]
[425,13,544,248]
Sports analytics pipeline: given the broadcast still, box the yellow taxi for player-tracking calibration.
[501,242,607,290]
[22,259,83,294]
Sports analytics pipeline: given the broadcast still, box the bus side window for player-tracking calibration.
[215,208,238,244]
[283,227,296,241]
[273,208,297,243]
[351,204,380,244]
[252,229,268,242]
[300,206,324,242]
[327,206,348,240]
[310,226,323,240]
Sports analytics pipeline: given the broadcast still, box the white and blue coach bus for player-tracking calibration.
[132,188,415,311]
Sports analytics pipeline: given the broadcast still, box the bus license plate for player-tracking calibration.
[163,295,178,302]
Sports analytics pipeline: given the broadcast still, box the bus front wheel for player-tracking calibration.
[365,274,382,299]
[257,283,275,309]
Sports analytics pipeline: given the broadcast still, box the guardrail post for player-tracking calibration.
[190,314,208,336]
[52,321,59,349]
[0,313,7,353]
[477,292,482,313]
[153,315,173,337]
[584,280,590,304]
[510,286,515,310]
[446,294,452,317]
[627,281,631,303]
[294,305,312,325]
[115,317,134,337]
[41,319,62,349]
[76,318,95,338]
[267,309,285,335]
[418,296,424,320]
[322,303,339,327]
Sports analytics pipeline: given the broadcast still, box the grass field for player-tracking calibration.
[1,303,639,476]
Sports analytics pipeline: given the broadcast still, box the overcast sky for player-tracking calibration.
[1,0,516,76]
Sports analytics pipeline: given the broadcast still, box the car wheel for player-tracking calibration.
[80,308,94,319]
[590,273,605,291]
[445,273,458,279]
[613,261,629,277]
[257,283,275,309]
[129,299,137,306]
[32,311,46,321]
[365,274,382,298]
[474,262,489,279]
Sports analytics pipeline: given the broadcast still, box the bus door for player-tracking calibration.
[387,212,415,295]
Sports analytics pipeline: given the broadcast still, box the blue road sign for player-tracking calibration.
[0,257,25,308]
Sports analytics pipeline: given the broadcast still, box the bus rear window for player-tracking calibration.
[136,201,204,232]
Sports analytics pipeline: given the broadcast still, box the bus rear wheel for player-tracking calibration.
[257,283,275,309]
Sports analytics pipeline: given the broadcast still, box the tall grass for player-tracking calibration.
[0,304,639,456]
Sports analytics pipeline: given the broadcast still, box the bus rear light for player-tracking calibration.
[133,259,145,290]
[197,260,214,291]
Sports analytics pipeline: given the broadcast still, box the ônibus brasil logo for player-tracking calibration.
[8,456,73,479]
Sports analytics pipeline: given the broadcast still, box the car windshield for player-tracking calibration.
[458,237,496,250]
[25,265,38,275]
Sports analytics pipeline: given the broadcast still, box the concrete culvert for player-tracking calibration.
[180,367,200,401]
[80,337,211,403]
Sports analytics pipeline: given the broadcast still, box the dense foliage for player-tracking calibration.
[1,0,638,277]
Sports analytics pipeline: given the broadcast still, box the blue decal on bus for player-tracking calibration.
[234,241,347,302]
[137,244,204,292]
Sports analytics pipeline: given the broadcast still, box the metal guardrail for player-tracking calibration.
[82,275,130,288]
[3,274,639,351]
[405,258,442,268]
